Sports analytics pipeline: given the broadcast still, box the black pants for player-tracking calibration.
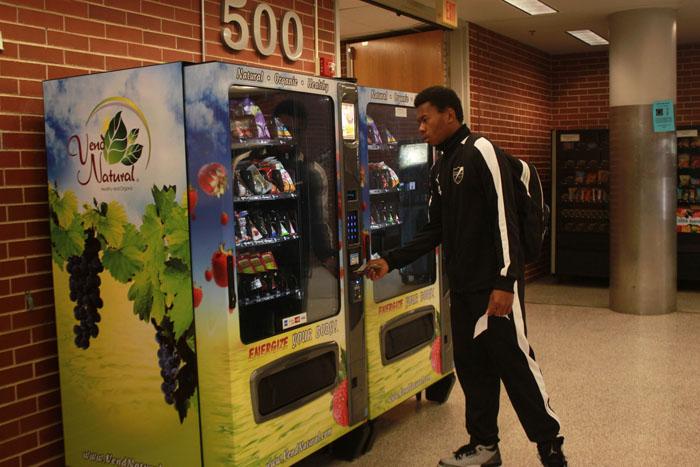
[450,281,561,445]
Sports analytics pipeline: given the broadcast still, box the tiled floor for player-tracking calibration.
[297,279,700,466]
[526,275,700,313]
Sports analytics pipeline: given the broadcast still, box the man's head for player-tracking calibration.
[414,86,463,146]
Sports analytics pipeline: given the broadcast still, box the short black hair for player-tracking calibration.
[415,86,463,123]
[274,99,307,122]
[273,99,309,137]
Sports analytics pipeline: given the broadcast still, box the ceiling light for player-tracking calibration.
[567,30,609,46]
[361,41,368,46]
[502,0,557,15]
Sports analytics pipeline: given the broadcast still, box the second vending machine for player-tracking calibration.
[358,86,455,423]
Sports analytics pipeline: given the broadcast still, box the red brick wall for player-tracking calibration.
[552,52,609,129]
[552,45,700,129]
[0,1,334,465]
[471,27,700,281]
[469,24,552,279]
[678,44,700,127]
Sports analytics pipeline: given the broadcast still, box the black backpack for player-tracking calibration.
[509,156,550,263]
[466,136,550,263]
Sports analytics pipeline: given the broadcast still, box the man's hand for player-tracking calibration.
[486,289,514,316]
[364,258,389,281]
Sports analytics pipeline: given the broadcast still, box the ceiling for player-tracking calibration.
[338,0,700,55]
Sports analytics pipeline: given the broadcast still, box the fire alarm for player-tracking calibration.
[319,57,334,78]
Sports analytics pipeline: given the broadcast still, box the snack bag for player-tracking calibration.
[242,97,270,139]
[273,117,293,139]
[249,253,267,273]
[261,251,279,270]
[236,211,252,242]
[384,163,400,187]
[244,164,273,194]
[237,254,255,274]
[367,115,383,145]
[263,157,295,192]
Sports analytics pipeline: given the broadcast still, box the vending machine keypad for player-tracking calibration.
[346,210,359,245]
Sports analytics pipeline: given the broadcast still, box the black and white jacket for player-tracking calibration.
[384,125,522,294]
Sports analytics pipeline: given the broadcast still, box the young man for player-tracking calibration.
[365,86,567,467]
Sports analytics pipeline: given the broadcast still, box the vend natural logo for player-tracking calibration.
[67,97,152,186]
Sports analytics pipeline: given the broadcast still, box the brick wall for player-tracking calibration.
[0,1,334,465]
[468,24,552,279]
[471,27,700,281]
[552,52,609,129]
[678,44,700,127]
[552,45,700,129]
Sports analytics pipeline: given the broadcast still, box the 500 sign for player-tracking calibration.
[222,0,304,61]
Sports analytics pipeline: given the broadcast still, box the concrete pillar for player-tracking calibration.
[608,8,677,315]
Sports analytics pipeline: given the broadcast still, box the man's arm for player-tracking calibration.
[367,163,443,280]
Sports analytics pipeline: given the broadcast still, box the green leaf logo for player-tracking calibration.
[122,143,143,166]
[87,97,152,168]
[103,112,145,167]
[104,111,128,165]
[127,128,139,145]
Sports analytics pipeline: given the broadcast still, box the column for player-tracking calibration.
[608,8,677,314]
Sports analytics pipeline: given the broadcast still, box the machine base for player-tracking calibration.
[424,373,456,404]
[331,421,376,460]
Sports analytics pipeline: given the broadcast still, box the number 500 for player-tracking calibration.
[221,0,304,61]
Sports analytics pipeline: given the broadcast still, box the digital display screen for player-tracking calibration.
[399,142,429,169]
[342,103,356,140]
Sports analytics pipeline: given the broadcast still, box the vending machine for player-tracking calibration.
[357,86,455,426]
[44,61,369,466]
[551,129,610,278]
[675,127,700,280]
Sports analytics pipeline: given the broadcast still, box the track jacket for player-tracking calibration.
[383,125,522,294]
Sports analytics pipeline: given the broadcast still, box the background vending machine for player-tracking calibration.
[358,86,455,426]
[676,127,700,281]
[551,129,610,278]
[44,62,369,466]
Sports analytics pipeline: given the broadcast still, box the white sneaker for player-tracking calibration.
[438,443,502,467]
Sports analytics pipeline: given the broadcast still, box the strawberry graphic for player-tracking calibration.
[220,212,229,225]
[204,269,213,282]
[197,162,228,198]
[331,348,349,426]
[430,335,442,374]
[332,378,349,426]
[211,245,233,288]
[193,286,203,308]
[187,185,198,220]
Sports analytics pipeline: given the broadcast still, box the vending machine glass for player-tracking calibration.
[227,88,340,343]
[365,103,436,301]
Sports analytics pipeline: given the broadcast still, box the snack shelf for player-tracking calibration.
[369,187,401,195]
[239,288,303,306]
[236,234,300,249]
[368,144,398,151]
[231,138,295,149]
[234,192,298,202]
[370,221,402,231]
